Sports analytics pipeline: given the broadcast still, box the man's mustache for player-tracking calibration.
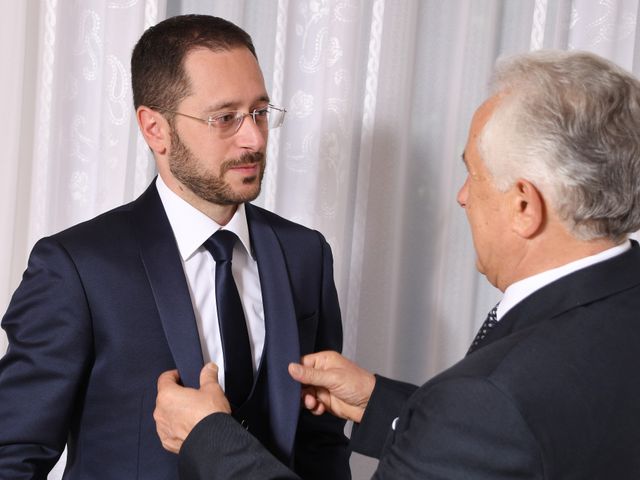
[222,152,265,172]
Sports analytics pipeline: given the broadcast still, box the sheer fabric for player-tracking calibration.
[1,1,639,478]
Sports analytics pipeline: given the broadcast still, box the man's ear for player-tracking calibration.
[510,179,545,238]
[137,106,169,155]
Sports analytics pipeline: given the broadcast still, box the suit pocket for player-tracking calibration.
[298,311,319,354]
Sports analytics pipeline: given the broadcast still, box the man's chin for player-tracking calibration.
[241,174,260,186]
[225,184,262,205]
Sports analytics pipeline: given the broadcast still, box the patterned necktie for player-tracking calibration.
[467,303,499,355]
[204,230,253,407]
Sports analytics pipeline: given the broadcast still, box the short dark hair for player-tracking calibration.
[131,14,257,111]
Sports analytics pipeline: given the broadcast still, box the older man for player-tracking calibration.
[155,50,640,479]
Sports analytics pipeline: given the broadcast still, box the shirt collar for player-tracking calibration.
[498,240,631,320]
[155,175,254,261]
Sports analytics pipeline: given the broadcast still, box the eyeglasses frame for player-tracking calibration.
[149,104,287,135]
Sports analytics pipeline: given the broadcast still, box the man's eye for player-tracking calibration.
[213,113,237,125]
[254,108,269,118]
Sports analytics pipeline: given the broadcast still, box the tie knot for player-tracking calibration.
[487,304,498,322]
[205,230,238,262]
[467,302,501,355]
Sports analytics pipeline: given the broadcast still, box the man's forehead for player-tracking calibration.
[181,47,268,106]
[183,46,260,71]
[474,95,501,126]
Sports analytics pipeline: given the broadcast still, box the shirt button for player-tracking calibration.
[391,417,399,430]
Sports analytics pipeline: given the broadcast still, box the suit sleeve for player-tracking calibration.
[0,238,93,479]
[179,377,544,480]
[371,377,544,479]
[292,235,351,480]
[350,375,418,458]
[180,413,301,480]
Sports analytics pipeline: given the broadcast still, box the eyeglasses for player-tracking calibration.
[151,104,286,136]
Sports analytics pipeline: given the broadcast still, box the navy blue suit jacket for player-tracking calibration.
[0,182,349,479]
[177,242,640,479]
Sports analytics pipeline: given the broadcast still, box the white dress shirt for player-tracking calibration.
[155,176,265,391]
[496,241,631,321]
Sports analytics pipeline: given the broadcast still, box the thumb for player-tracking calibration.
[157,369,181,390]
[199,362,220,389]
[289,362,332,388]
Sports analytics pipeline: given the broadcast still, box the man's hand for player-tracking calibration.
[154,363,231,453]
[288,351,376,423]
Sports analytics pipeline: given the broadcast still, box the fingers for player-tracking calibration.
[156,424,181,454]
[288,362,335,389]
[157,369,180,390]
[155,365,228,455]
[302,391,326,415]
[299,350,342,369]
[199,362,220,388]
[289,351,348,389]
[300,387,320,410]
[288,363,305,381]
[290,351,374,423]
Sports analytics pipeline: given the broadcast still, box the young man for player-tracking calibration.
[0,15,349,479]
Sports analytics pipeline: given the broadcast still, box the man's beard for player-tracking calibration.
[168,129,265,206]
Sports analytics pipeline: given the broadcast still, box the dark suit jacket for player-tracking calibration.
[177,241,640,479]
[0,182,349,479]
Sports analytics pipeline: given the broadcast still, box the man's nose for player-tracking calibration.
[235,115,267,151]
[457,177,469,207]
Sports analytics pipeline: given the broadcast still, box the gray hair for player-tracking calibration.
[479,50,640,241]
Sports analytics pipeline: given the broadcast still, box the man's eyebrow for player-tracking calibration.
[203,95,271,113]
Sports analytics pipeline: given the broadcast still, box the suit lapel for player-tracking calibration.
[246,204,301,461]
[131,182,203,388]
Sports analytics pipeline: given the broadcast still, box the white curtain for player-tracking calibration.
[1,1,638,478]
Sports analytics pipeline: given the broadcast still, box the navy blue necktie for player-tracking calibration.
[204,230,253,407]
[467,303,499,355]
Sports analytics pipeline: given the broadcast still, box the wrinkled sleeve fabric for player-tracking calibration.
[350,375,418,459]
[180,413,301,480]
[371,377,544,479]
[0,238,93,479]
[179,376,544,480]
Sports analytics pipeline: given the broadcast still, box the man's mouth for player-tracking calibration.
[222,152,265,175]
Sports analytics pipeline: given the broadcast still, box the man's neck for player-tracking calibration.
[503,234,621,291]
[496,239,630,319]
